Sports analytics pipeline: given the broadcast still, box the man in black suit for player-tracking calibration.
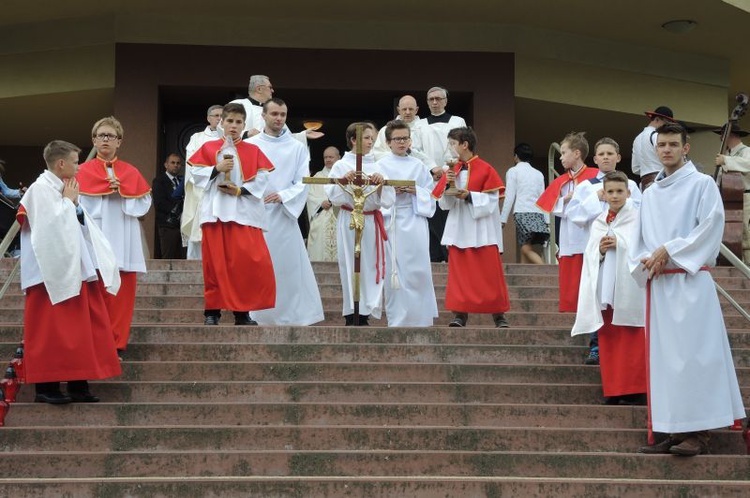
[152,153,185,258]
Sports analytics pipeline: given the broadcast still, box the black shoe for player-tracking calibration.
[493,314,510,328]
[449,314,467,327]
[68,391,100,403]
[34,392,72,404]
[584,350,600,365]
[204,315,220,325]
[234,314,258,326]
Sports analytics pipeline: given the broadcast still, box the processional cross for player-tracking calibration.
[303,124,415,325]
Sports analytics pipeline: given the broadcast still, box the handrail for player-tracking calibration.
[545,142,562,264]
[0,221,21,301]
[0,259,20,301]
[720,243,750,280]
[717,243,750,322]
[715,281,750,322]
[0,221,19,257]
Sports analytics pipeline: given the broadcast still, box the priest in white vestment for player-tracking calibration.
[325,122,395,325]
[229,75,322,145]
[377,121,438,327]
[248,98,324,326]
[630,123,745,456]
[372,95,439,173]
[182,104,223,260]
[307,146,341,262]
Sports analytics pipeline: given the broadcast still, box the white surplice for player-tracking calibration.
[571,200,644,336]
[377,153,438,327]
[79,179,151,274]
[182,126,222,260]
[190,138,270,229]
[567,173,641,231]
[628,161,745,433]
[20,170,120,303]
[325,152,396,318]
[422,113,467,167]
[306,166,339,262]
[438,170,503,251]
[248,130,324,326]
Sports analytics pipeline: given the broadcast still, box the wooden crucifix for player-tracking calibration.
[303,124,414,325]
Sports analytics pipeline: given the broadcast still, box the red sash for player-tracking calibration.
[77,157,151,198]
[340,206,388,284]
[535,166,599,213]
[188,138,274,182]
[432,156,504,199]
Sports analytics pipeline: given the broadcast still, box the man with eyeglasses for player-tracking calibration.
[183,105,223,260]
[77,116,152,359]
[423,86,467,262]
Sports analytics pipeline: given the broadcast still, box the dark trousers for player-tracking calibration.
[158,226,184,259]
[428,204,449,262]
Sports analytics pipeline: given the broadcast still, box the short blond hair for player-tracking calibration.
[561,131,589,161]
[91,116,124,140]
[43,140,81,168]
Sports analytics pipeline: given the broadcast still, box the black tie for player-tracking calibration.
[172,177,179,189]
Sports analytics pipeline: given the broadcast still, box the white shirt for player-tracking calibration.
[631,125,661,177]
[499,161,548,224]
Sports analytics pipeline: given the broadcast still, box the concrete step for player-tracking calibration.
[12,381,750,405]
[0,477,748,498]
[0,425,746,454]
[0,476,750,498]
[0,450,748,480]
[3,292,748,316]
[0,342,663,364]
[6,402,648,428]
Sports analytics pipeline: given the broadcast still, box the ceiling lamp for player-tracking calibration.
[661,20,698,34]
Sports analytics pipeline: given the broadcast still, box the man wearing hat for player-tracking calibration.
[632,106,675,190]
[715,122,750,263]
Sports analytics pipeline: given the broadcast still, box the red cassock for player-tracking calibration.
[599,308,647,397]
[189,139,276,312]
[434,157,511,314]
[77,156,151,350]
[536,166,599,312]
[16,208,122,384]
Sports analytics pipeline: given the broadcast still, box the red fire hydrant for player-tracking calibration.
[0,387,9,426]
[1,366,20,403]
[10,345,24,384]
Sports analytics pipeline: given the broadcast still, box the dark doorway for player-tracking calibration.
[159,85,473,173]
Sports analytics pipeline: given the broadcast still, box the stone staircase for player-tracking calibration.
[0,258,747,497]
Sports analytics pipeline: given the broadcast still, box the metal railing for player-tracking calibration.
[0,221,20,300]
[545,142,562,264]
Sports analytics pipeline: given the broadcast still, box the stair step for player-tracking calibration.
[0,426,745,454]
[0,477,748,498]
[7,402,647,428]
[12,381,749,405]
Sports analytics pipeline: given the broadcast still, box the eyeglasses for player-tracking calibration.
[390,137,411,143]
[427,96,446,102]
[94,133,120,141]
